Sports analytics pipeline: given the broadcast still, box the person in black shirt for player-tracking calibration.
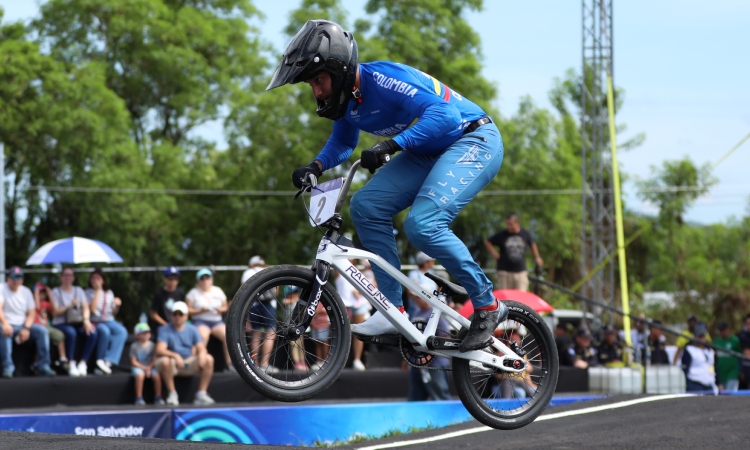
[150,267,186,335]
[484,213,543,291]
[648,320,670,365]
[573,328,598,369]
[597,324,623,366]
[555,323,576,366]
[738,314,750,389]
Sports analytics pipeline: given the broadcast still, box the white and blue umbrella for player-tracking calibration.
[26,237,124,265]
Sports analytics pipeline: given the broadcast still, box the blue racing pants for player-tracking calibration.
[350,123,503,308]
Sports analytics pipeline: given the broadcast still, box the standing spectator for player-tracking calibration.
[681,322,717,393]
[33,282,69,373]
[484,213,543,291]
[714,321,741,392]
[85,270,127,375]
[738,314,750,389]
[310,297,330,371]
[407,252,438,318]
[51,267,98,377]
[648,320,670,365]
[493,327,536,399]
[407,285,451,401]
[241,255,266,284]
[335,266,368,371]
[156,301,215,406]
[186,269,231,371]
[130,323,164,406]
[674,314,712,365]
[597,324,623,367]
[626,313,649,364]
[0,266,56,377]
[555,323,576,367]
[151,267,185,333]
[282,286,307,371]
[573,328,598,369]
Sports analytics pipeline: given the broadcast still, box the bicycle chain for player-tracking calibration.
[399,319,453,371]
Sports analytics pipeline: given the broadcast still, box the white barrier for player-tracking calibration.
[588,367,642,394]
[645,365,686,394]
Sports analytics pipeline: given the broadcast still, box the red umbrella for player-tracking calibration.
[458,289,554,318]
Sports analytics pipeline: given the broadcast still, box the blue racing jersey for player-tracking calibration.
[314,61,488,170]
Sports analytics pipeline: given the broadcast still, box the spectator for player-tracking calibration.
[597,324,623,367]
[407,284,451,401]
[681,322,717,393]
[282,286,307,371]
[151,267,185,333]
[51,267,98,377]
[156,301,215,406]
[493,327,536,399]
[0,266,56,377]
[335,266,368,371]
[674,314,712,365]
[241,255,266,284]
[626,313,649,364]
[85,270,127,375]
[130,323,164,406]
[738,314,750,389]
[714,321,741,392]
[555,323,576,367]
[310,296,330,371]
[484,213,543,291]
[33,282,69,373]
[407,252,438,319]
[648,320,670,365]
[186,268,231,371]
[573,328,598,369]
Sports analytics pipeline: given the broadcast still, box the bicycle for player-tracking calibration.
[227,158,559,430]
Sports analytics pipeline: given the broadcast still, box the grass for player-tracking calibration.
[310,423,441,448]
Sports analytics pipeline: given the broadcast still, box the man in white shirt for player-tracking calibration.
[407,252,438,318]
[241,255,266,284]
[0,266,56,377]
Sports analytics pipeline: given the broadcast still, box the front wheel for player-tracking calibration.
[226,264,351,402]
[452,301,559,430]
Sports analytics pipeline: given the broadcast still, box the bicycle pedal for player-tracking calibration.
[353,332,401,348]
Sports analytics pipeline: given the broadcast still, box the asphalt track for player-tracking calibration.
[1,395,748,449]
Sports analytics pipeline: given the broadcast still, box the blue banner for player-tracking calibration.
[0,410,171,439]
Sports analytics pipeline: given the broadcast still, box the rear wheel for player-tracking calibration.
[226,264,351,402]
[452,301,559,429]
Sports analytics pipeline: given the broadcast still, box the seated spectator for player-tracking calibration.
[493,327,536,400]
[0,266,56,377]
[597,324,623,367]
[33,282,69,373]
[85,270,127,375]
[150,267,185,334]
[674,314,711,365]
[51,267,98,377]
[555,323,576,367]
[714,321,741,392]
[738,314,750,390]
[681,322,717,393]
[130,323,164,406]
[573,328,598,369]
[156,301,215,405]
[407,285,451,401]
[186,269,231,371]
[241,255,266,284]
[648,320,670,365]
[282,286,307,371]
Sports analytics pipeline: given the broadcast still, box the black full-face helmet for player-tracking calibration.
[266,19,358,121]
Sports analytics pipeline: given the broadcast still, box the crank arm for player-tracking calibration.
[442,349,527,373]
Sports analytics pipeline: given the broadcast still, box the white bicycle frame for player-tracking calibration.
[307,161,525,374]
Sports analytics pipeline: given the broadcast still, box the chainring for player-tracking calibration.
[399,319,435,368]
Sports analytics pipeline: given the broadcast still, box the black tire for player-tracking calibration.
[226,264,351,402]
[452,301,559,430]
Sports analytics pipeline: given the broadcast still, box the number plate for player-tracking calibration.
[309,178,343,226]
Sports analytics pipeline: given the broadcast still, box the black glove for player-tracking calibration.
[361,140,402,174]
[291,162,323,189]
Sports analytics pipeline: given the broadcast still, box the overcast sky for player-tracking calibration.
[2,1,749,225]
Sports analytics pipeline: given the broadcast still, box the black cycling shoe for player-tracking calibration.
[459,301,509,353]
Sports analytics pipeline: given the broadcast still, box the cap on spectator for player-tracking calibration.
[134,323,151,334]
[249,255,265,266]
[415,252,434,266]
[651,319,663,326]
[717,321,729,332]
[164,266,180,277]
[8,266,23,279]
[602,324,617,334]
[576,328,592,338]
[693,321,708,337]
[196,268,213,280]
[171,301,189,315]
[687,314,697,322]
[284,285,300,296]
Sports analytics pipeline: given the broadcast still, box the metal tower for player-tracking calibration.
[580,0,615,316]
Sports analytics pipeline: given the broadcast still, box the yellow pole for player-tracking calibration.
[606,75,632,349]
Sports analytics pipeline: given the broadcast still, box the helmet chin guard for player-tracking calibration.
[267,20,358,121]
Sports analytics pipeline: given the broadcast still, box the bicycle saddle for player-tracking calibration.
[425,272,467,297]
